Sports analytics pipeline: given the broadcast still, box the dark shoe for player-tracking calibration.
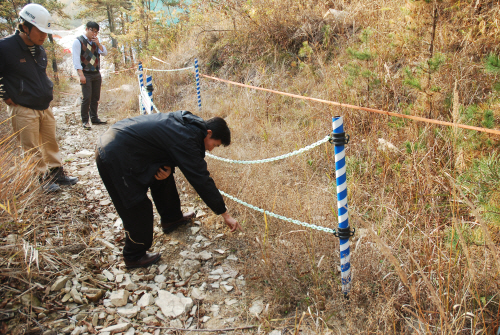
[41,182,61,193]
[49,167,79,185]
[91,119,107,125]
[161,212,195,234]
[82,122,91,130]
[124,252,161,269]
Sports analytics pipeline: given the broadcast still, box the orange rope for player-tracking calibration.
[200,74,500,136]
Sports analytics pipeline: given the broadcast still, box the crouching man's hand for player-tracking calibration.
[221,212,243,232]
[155,166,171,180]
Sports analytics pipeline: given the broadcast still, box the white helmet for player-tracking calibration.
[19,4,53,34]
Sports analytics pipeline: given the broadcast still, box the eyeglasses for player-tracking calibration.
[88,28,99,34]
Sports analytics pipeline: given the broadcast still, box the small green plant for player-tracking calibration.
[298,41,313,59]
[403,67,422,90]
[482,109,494,128]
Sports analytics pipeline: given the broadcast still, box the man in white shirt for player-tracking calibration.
[72,21,108,130]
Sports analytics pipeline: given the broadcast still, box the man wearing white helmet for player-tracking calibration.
[0,3,78,192]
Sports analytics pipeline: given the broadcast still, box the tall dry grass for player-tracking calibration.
[129,0,500,333]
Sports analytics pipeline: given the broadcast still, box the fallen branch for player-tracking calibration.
[144,325,257,332]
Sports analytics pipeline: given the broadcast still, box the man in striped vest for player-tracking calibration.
[72,21,108,130]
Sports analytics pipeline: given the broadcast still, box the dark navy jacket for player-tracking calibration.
[97,111,227,214]
[0,31,53,110]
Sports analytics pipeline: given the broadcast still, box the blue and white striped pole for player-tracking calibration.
[194,58,202,111]
[332,116,352,295]
[138,62,146,114]
[146,75,153,113]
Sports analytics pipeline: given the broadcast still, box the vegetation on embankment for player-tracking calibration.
[136,0,500,333]
[1,0,500,333]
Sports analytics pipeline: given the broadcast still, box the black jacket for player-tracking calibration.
[97,111,227,214]
[0,31,53,110]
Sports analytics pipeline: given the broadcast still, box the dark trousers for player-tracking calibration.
[96,153,183,261]
[81,71,102,123]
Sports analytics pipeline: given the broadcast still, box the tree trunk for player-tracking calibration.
[106,4,120,71]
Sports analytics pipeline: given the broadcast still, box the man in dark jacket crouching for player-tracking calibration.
[96,110,241,268]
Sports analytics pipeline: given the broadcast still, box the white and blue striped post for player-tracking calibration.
[194,58,202,111]
[146,74,153,113]
[332,116,352,295]
[138,62,146,114]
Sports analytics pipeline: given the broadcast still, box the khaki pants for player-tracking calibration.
[8,105,62,173]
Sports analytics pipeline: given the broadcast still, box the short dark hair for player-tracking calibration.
[86,21,99,31]
[18,20,34,33]
[206,117,231,146]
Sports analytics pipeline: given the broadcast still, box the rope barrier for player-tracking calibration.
[200,74,500,136]
[219,190,336,234]
[206,135,331,164]
[143,66,194,72]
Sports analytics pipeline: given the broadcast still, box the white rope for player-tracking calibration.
[206,135,331,164]
[219,190,336,234]
[143,66,194,72]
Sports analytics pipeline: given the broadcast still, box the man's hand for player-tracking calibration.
[91,37,100,47]
[154,166,171,180]
[4,98,18,107]
[77,69,86,84]
[221,212,243,232]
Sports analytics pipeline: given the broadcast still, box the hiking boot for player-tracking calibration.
[41,182,61,193]
[124,252,161,269]
[82,122,91,130]
[91,118,107,125]
[161,212,195,234]
[49,167,78,185]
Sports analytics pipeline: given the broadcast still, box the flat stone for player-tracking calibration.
[102,270,114,281]
[179,259,201,280]
[170,319,183,328]
[226,255,238,261]
[99,200,111,206]
[21,294,41,307]
[222,285,234,293]
[158,264,168,273]
[137,293,154,308]
[225,298,238,306]
[210,268,223,275]
[143,316,160,325]
[190,227,201,235]
[70,288,84,304]
[51,276,70,291]
[100,323,131,333]
[198,251,212,260]
[154,274,166,283]
[85,289,103,302]
[155,290,193,318]
[191,288,205,300]
[249,300,264,316]
[120,275,137,290]
[124,327,135,335]
[117,304,139,318]
[202,316,210,323]
[196,210,207,218]
[209,305,220,317]
[109,290,129,307]
[106,213,117,220]
[75,150,94,158]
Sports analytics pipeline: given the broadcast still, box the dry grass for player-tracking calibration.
[1,0,500,333]
[133,0,500,332]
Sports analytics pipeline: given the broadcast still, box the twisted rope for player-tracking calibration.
[219,190,336,234]
[206,135,331,164]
